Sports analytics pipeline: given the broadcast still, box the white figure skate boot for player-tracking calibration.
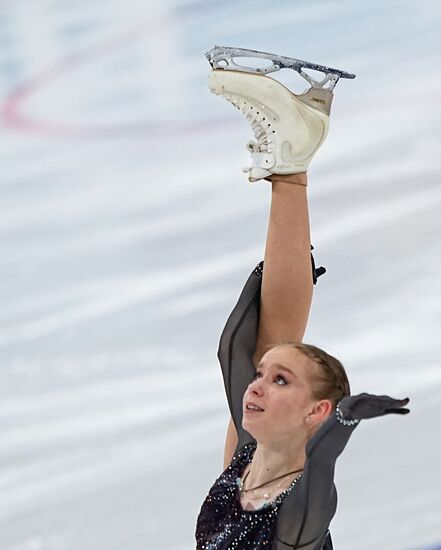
[206,46,355,182]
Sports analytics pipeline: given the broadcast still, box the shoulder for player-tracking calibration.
[223,441,255,477]
[203,444,254,505]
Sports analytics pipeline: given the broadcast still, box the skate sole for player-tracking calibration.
[208,69,333,117]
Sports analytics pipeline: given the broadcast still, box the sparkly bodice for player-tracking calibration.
[195,441,302,549]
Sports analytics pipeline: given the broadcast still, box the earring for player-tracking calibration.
[305,416,311,423]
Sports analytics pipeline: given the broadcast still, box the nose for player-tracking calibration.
[248,376,264,396]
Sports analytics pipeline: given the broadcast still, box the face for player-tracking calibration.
[242,346,320,445]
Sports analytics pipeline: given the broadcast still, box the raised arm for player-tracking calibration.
[221,174,326,467]
[218,264,263,460]
[223,417,239,470]
[254,174,315,365]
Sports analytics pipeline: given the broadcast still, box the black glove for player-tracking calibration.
[339,393,410,421]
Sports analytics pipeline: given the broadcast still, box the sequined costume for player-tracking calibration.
[196,259,358,549]
[195,440,304,549]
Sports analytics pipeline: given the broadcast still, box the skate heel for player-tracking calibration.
[296,87,333,117]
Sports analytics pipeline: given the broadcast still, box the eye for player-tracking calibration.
[275,375,287,385]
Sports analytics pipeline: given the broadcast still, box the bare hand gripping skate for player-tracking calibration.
[205,46,356,181]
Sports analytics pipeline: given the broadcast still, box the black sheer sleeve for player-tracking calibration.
[217,262,263,454]
[217,252,325,457]
[272,415,358,549]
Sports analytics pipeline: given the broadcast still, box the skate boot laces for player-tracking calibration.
[223,93,276,181]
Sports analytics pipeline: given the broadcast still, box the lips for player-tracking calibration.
[245,401,264,412]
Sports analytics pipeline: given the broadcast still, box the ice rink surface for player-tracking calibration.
[1,1,441,549]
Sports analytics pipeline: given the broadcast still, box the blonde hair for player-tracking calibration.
[273,342,350,408]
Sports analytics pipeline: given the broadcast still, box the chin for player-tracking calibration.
[242,420,265,441]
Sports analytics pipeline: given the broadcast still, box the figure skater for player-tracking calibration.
[195,47,410,550]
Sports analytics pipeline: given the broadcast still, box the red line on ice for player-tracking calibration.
[0,15,229,139]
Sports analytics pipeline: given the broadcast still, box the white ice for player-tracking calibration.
[1,1,441,549]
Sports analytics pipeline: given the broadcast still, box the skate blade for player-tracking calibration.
[205,45,356,92]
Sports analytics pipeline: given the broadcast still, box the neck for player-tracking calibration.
[246,436,307,488]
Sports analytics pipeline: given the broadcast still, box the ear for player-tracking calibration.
[307,399,333,425]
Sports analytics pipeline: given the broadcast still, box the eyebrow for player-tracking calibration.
[256,362,298,378]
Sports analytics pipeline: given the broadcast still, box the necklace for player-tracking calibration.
[238,465,303,501]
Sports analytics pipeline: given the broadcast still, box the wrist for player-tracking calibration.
[269,172,308,186]
[336,401,360,427]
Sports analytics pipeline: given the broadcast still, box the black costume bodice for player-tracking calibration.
[196,441,306,549]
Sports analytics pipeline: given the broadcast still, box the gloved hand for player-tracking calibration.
[339,393,410,421]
